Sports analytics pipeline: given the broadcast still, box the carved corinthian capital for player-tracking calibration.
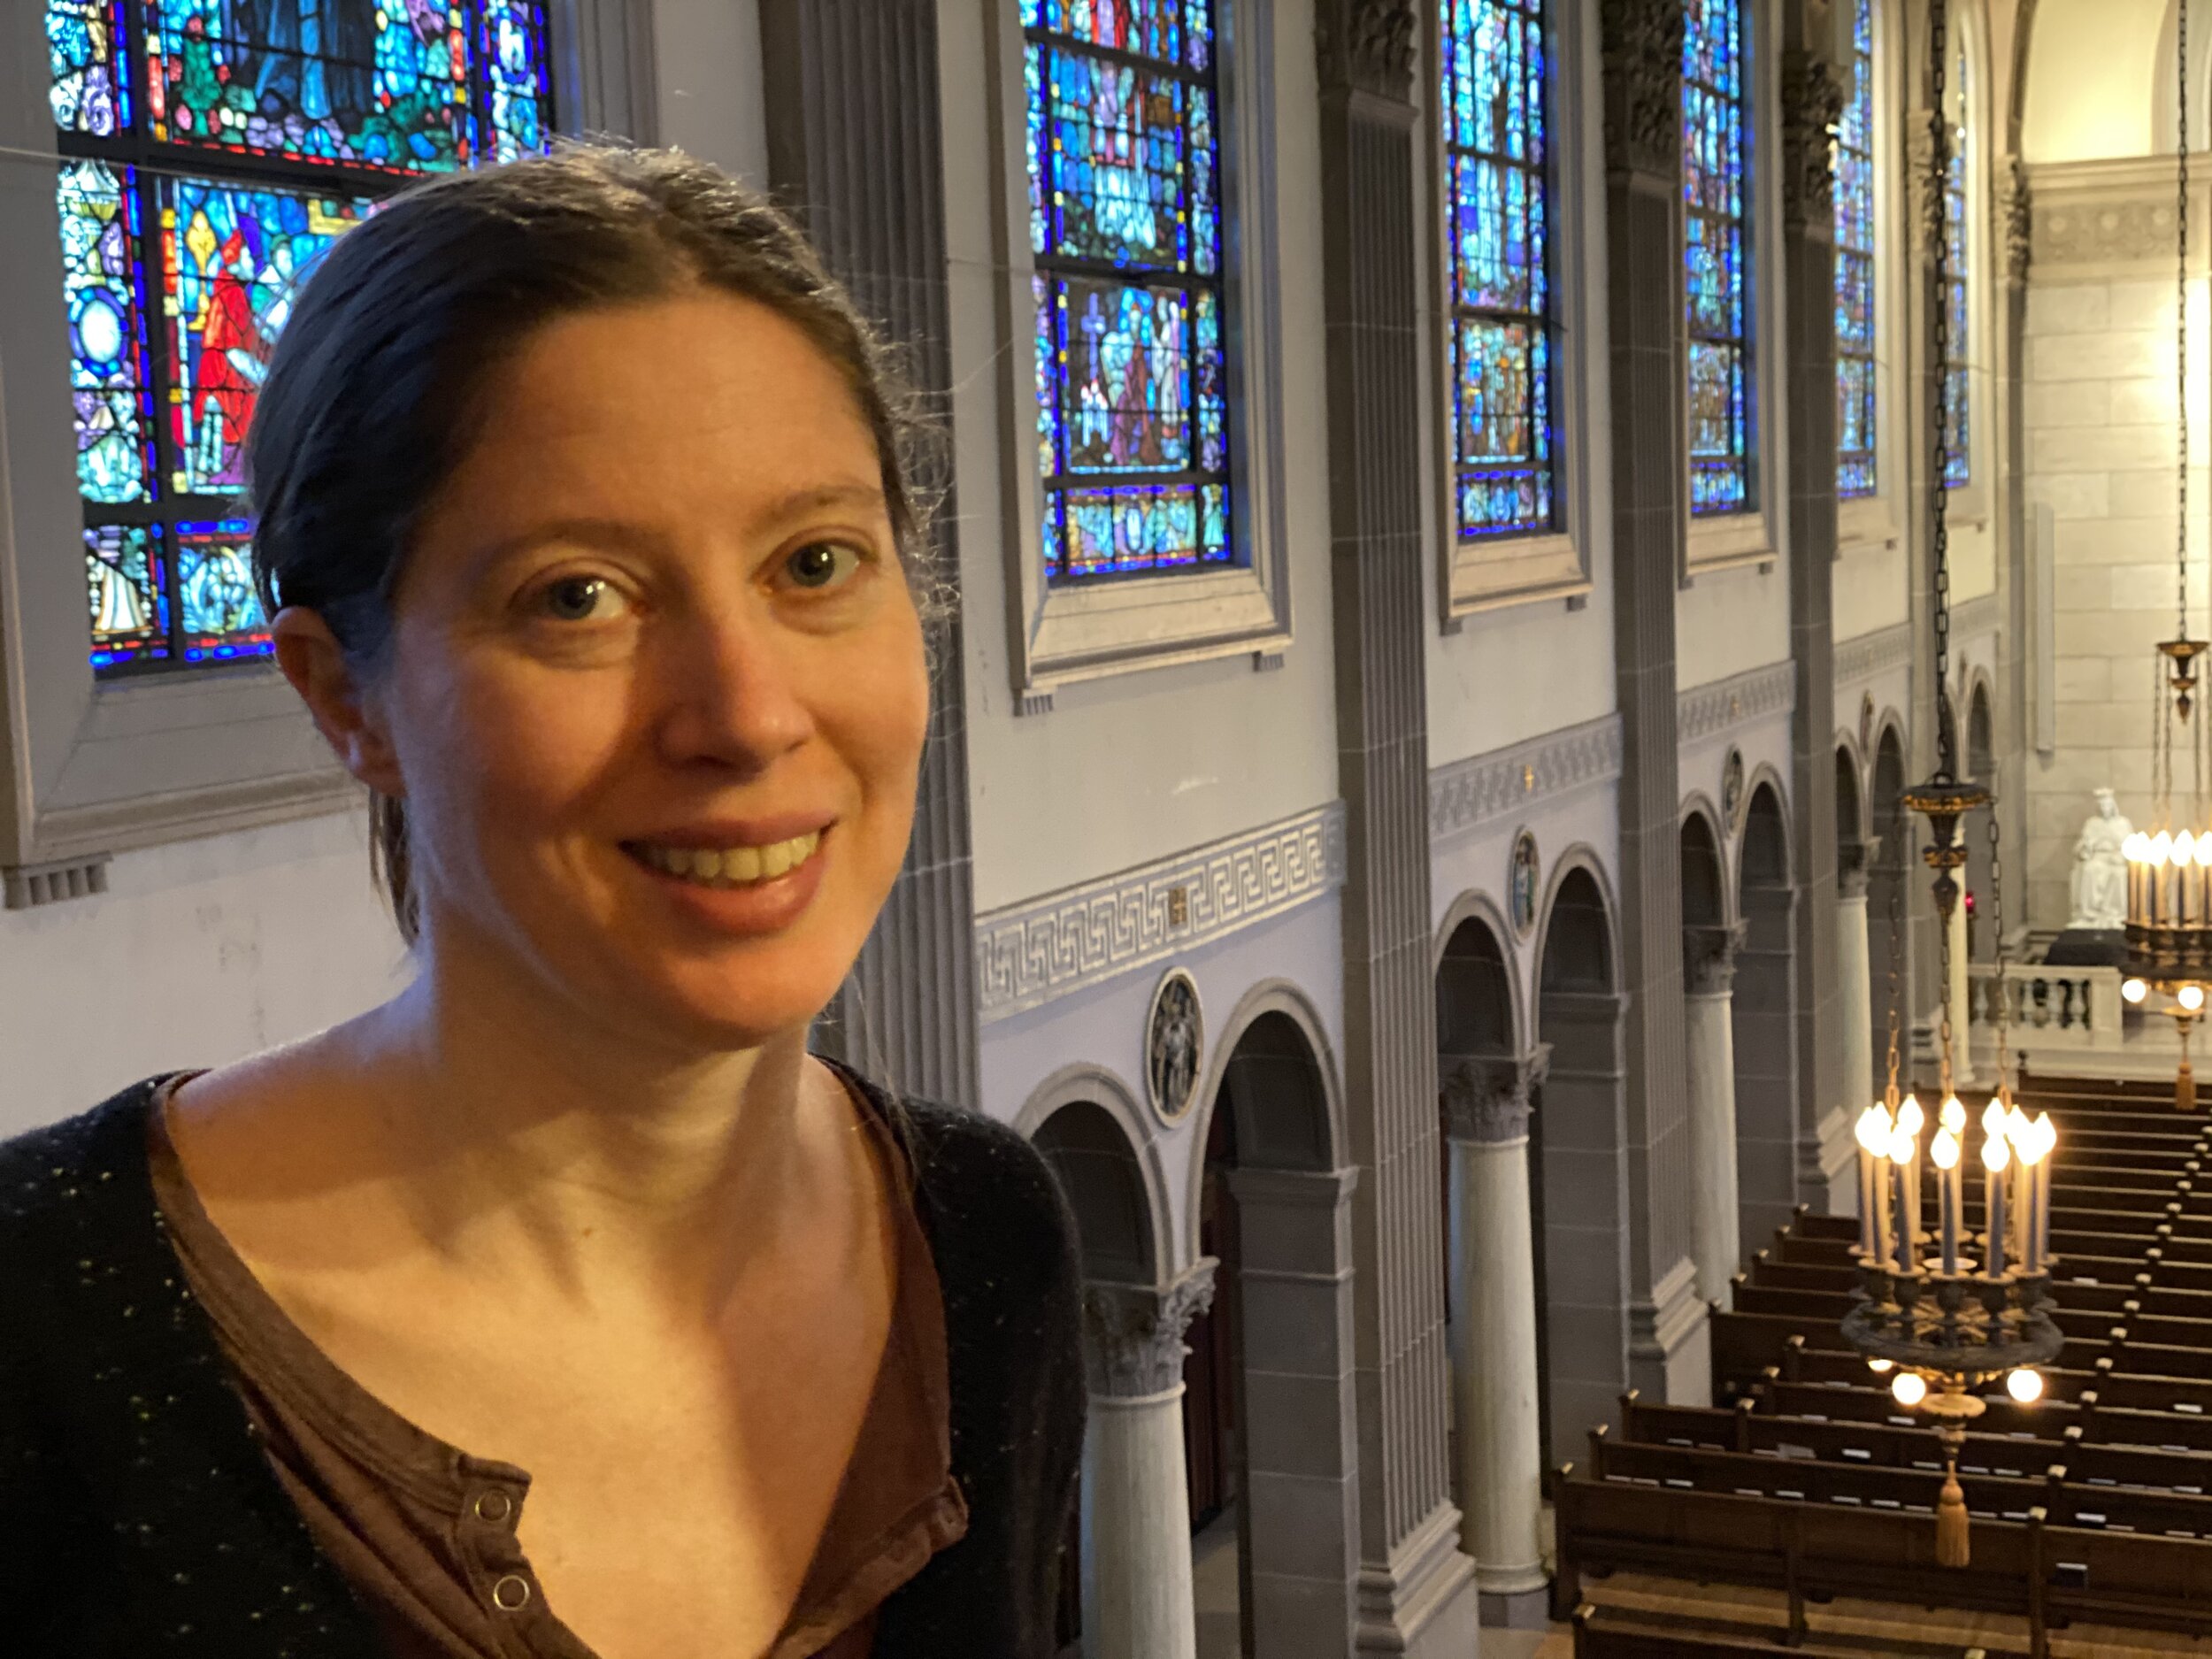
[1779,50,1846,226]
[1315,0,1419,103]
[1440,1045,1552,1145]
[1081,1260,1218,1398]
[1599,0,1686,177]
[1907,110,1947,261]
[1683,920,1748,997]
[2004,155,2032,286]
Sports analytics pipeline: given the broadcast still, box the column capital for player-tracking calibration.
[1598,0,1685,178]
[1838,838,1875,898]
[1440,1046,1552,1144]
[1082,1260,1218,1399]
[1907,107,1947,263]
[1778,50,1845,227]
[2004,154,2032,288]
[1314,0,1419,103]
[1684,921,1748,997]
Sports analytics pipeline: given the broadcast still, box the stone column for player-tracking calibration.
[1684,924,1747,1304]
[1778,37,1846,1208]
[760,1,981,1107]
[1079,1264,1217,1659]
[1836,842,1876,1143]
[1440,1048,1552,1629]
[1597,0,1702,1403]
[1311,4,1478,1650]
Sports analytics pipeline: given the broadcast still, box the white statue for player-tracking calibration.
[2070,787,2134,930]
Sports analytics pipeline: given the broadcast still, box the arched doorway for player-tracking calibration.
[1533,866,1626,1466]
[1033,1099,1161,1657]
[1732,782,1801,1249]
[1187,1000,1349,1658]
[1870,726,1910,1094]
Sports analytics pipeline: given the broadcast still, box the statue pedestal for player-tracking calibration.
[2046,928,2129,968]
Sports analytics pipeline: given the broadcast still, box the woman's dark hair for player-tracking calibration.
[244,145,935,948]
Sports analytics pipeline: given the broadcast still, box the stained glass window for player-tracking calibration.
[1834,0,1876,500]
[1943,40,1971,490]
[1023,0,1230,582]
[1441,0,1556,542]
[45,0,553,674]
[1684,0,1754,517]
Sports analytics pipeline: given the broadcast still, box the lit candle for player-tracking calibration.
[1932,1126,1962,1274]
[2195,833,2212,940]
[2181,832,2198,927]
[1891,1122,1921,1274]
[1898,1095,1924,1260]
[1855,1105,1889,1258]
[2017,1111,2053,1273]
[2007,1102,2032,1264]
[2128,833,2147,918]
[1984,1125,2011,1278]
[2154,832,2175,926]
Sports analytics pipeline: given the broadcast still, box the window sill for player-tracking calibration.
[1441,532,1590,626]
[1013,562,1291,712]
[1685,511,1775,582]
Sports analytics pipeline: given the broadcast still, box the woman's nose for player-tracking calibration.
[650,603,815,770]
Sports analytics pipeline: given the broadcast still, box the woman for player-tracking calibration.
[0,147,1085,1658]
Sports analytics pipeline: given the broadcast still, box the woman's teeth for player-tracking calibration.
[633,830,822,887]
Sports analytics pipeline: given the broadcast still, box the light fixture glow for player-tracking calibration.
[1890,1126,1918,1164]
[2008,1369,2045,1403]
[1867,1357,1893,1375]
[2183,984,2205,1013]
[1939,1095,1967,1133]
[1983,1133,2010,1172]
[2125,978,2150,1004]
[1932,1127,1960,1169]
[1856,1105,1892,1153]
[1898,1095,1925,1138]
[1892,1372,1929,1407]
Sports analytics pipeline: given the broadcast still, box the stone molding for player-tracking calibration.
[2004,155,2032,287]
[1678,663,1795,747]
[1598,0,1684,177]
[1684,921,1747,997]
[1778,51,1844,226]
[1834,623,1912,685]
[1081,1261,1218,1399]
[1440,1045,1552,1144]
[1314,0,1418,102]
[1953,592,1998,644]
[1429,714,1624,843]
[974,803,1347,1022]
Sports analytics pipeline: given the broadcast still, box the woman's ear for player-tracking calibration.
[272,606,405,797]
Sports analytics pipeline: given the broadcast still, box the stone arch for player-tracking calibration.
[1870,724,1912,1088]
[1532,862,1627,1467]
[1179,981,1356,1652]
[1435,895,1522,1057]
[1016,1064,1176,1279]
[1732,780,1801,1252]
[1836,740,1866,851]
[1680,797,1731,929]
[1967,675,1996,783]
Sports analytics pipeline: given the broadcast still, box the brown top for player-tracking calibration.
[144,1071,969,1659]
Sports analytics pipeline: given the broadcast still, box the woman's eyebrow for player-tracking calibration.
[746,482,889,532]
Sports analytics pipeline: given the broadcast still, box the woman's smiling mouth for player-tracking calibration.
[625,829,826,889]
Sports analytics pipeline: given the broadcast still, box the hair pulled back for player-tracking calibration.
[244,145,931,947]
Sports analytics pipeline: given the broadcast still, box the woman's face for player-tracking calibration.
[367,289,928,1049]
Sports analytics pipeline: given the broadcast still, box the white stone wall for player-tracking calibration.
[2022,271,2212,928]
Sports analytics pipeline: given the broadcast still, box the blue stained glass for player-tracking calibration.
[1027,0,1229,581]
[482,0,552,163]
[1834,0,1876,498]
[1942,40,1971,490]
[59,159,157,505]
[176,518,271,658]
[161,175,374,495]
[1685,0,1753,516]
[1442,0,1555,542]
[49,0,130,134]
[85,524,171,667]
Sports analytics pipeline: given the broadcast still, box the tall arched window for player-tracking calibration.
[1440,0,1556,542]
[1943,35,1972,489]
[48,0,552,674]
[1683,0,1754,517]
[1023,1,1229,583]
[1834,0,1877,499]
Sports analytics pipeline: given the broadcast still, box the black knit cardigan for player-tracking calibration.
[0,1075,1087,1656]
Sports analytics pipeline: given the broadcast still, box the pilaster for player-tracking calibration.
[760,0,981,1109]
[1312,1,1478,1649]
[1597,0,1697,1352]
[1779,16,1844,1208]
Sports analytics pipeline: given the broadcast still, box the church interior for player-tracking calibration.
[20,0,2212,1653]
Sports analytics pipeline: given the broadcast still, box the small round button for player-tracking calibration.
[492,1574,531,1611]
[473,1490,513,1524]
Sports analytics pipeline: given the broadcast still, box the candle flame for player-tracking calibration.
[2194,833,2211,868]
[1939,1095,1967,1133]
[2154,830,2176,867]
[1855,1104,1893,1154]
[1897,1094,1925,1137]
[1932,1127,1960,1168]
[1981,1099,2008,1140]
[2007,1103,2032,1146]
[1890,1125,1918,1164]
[1984,1133,2011,1172]
[2126,832,2151,861]
[2032,1110,2057,1159]
[2015,1125,2047,1167]
[2180,829,2198,864]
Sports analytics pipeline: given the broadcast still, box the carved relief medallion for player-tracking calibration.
[1146,966,1205,1125]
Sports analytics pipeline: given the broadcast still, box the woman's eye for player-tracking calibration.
[535,575,628,623]
[784,541,864,591]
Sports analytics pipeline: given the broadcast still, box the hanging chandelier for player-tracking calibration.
[1841,0,2059,1570]
[2124,0,2212,975]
